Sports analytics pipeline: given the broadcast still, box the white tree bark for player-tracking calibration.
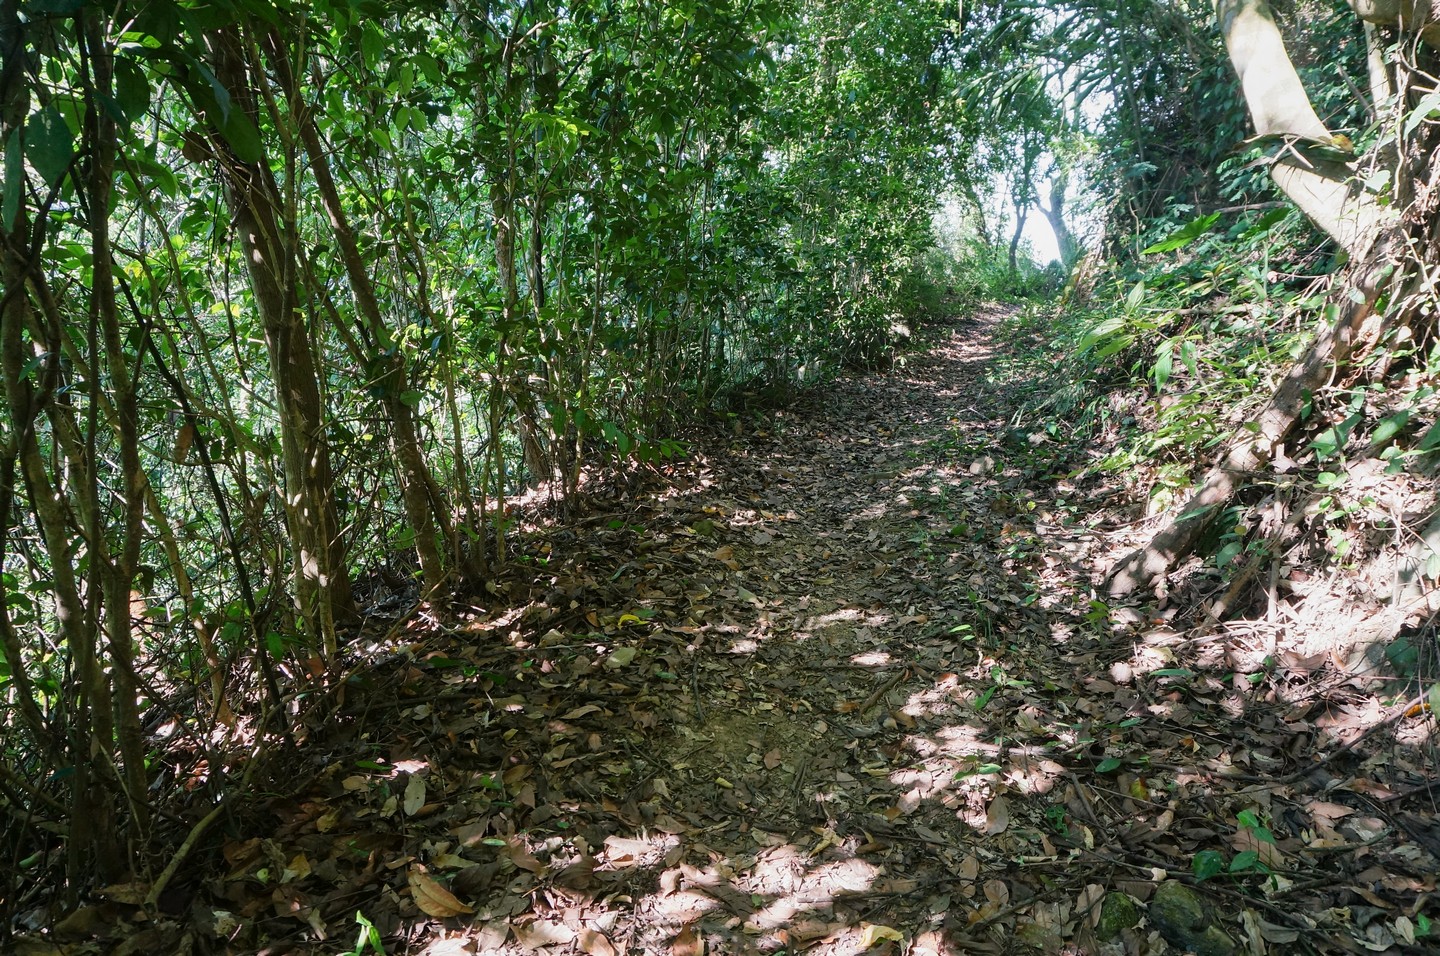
[1215,0,1394,257]
[1346,0,1440,45]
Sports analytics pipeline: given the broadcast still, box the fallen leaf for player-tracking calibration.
[404,774,426,816]
[983,879,1009,906]
[983,795,1010,834]
[96,881,149,905]
[672,923,704,955]
[516,920,577,950]
[408,865,474,918]
[578,928,618,956]
[605,646,637,669]
[1077,883,1104,927]
[859,923,905,947]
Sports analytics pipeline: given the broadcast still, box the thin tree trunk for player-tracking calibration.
[204,24,356,651]
[1106,239,1402,595]
[0,0,121,888]
[82,9,149,834]
[270,32,448,597]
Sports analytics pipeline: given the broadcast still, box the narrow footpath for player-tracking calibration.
[128,305,1435,956]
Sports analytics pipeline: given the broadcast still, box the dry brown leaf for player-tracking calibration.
[425,941,474,956]
[672,923,704,956]
[859,924,905,947]
[408,865,474,918]
[578,928,618,956]
[1077,883,1105,927]
[982,879,1009,906]
[957,853,980,882]
[282,852,311,884]
[515,920,577,950]
[95,881,149,905]
[403,774,426,817]
[983,795,1010,834]
[506,841,548,874]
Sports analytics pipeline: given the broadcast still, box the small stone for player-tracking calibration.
[1096,892,1140,941]
[1148,881,1237,956]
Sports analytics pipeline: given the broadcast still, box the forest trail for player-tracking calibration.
[155,305,1433,956]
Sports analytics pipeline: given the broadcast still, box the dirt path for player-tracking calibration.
[132,305,1435,956]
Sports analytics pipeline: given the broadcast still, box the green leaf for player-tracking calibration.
[115,59,152,122]
[1416,420,1440,452]
[1125,280,1146,310]
[1176,503,1218,523]
[1078,315,1125,352]
[1405,89,1440,136]
[126,154,178,198]
[218,108,264,165]
[1241,207,1289,239]
[1192,850,1226,882]
[954,762,1002,778]
[1371,411,1409,446]
[1096,757,1122,773]
[361,24,384,68]
[26,105,74,187]
[1142,211,1222,254]
[353,910,385,955]
[1094,334,1135,360]
[1180,340,1199,378]
[1154,342,1173,391]
[1229,850,1260,872]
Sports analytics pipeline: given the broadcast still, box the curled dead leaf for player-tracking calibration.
[859,923,905,947]
[672,923,704,956]
[407,865,474,918]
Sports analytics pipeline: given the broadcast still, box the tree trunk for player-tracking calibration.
[1037,171,1079,266]
[1215,0,1392,257]
[1107,0,1422,595]
[270,31,449,597]
[82,9,149,835]
[204,24,356,650]
[1008,204,1029,273]
[0,0,122,887]
[1106,238,1402,595]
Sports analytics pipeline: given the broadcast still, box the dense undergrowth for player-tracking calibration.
[1005,203,1439,675]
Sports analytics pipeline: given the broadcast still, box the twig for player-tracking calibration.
[145,798,228,910]
[857,669,906,715]
[145,726,269,910]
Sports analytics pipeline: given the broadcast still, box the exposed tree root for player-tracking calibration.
[1105,239,1403,597]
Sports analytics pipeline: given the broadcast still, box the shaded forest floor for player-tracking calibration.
[34,306,1439,955]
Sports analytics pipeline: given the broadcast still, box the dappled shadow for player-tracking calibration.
[51,303,1437,954]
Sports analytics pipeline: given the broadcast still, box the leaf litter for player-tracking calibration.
[33,304,1439,955]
